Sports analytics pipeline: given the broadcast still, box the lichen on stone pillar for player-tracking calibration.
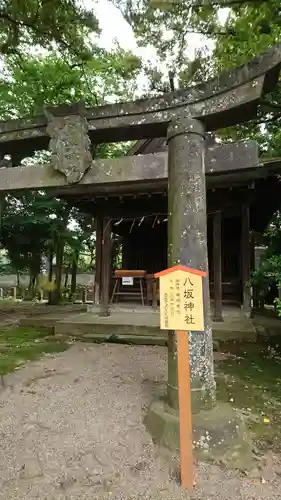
[166,116,216,413]
[44,105,92,184]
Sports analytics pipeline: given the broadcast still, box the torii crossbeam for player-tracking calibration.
[0,141,259,193]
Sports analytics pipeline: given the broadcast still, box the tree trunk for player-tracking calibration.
[28,252,41,299]
[48,250,53,304]
[28,273,34,295]
[70,250,79,297]
[28,272,37,298]
[49,210,69,305]
[50,239,64,304]
[64,270,69,289]
[89,249,95,267]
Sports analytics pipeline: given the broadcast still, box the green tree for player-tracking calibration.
[62,210,93,298]
[112,1,281,95]
[112,0,281,157]
[0,44,141,303]
[112,0,220,81]
[1,192,60,293]
[252,212,281,312]
[0,49,141,120]
[0,0,99,58]
[207,0,281,152]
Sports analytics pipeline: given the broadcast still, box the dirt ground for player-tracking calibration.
[0,343,280,500]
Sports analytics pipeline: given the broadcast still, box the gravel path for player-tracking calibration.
[0,343,280,500]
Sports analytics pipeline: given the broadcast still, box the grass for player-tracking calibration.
[0,325,69,375]
[216,340,281,452]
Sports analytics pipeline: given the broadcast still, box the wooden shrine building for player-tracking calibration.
[106,136,281,321]
[1,131,281,322]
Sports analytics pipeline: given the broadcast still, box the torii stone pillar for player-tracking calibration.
[167,117,215,412]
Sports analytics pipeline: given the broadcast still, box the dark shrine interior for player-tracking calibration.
[56,170,281,306]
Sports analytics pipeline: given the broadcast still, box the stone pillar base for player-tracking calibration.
[167,383,216,414]
[98,310,110,317]
[144,400,255,471]
[212,315,224,323]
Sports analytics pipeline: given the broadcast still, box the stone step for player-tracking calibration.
[55,321,256,341]
[20,313,257,344]
[67,332,167,346]
[55,321,162,338]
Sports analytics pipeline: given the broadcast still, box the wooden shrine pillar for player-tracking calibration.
[94,216,103,304]
[251,237,259,309]
[167,117,215,412]
[213,211,223,322]
[241,203,251,316]
[99,218,112,317]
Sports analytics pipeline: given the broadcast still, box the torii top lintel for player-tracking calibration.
[0,43,281,156]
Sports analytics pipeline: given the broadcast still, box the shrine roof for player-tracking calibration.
[126,139,281,190]
[127,133,218,156]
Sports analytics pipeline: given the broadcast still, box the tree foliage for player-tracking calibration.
[112,0,220,78]
[0,18,142,301]
[206,0,281,154]
[0,48,141,119]
[0,0,100,58]
[111,0,281,310]
[112,1,281,104]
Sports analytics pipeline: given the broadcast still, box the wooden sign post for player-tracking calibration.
[155,264,206,489]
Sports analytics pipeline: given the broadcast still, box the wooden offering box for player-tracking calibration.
[111,270,147,305]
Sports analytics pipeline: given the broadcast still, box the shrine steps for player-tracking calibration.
[56,331,167,346]
[53,311,163,345]
[19,306,257,345]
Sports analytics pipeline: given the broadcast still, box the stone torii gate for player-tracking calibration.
[0,45,281,425]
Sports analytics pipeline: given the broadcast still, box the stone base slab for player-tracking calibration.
[144,400,255,471]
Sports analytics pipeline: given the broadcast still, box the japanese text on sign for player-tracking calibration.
[184,277,196,326]
[156,267,204,331]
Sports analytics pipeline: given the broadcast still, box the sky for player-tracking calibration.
[92,0,209,59]
[87,0,229,81]
[0,0,228,89]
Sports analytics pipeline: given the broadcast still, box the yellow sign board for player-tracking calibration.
[155,265,206,331]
